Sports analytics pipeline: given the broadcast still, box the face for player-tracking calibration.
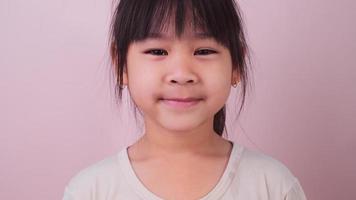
[123,24,239,134]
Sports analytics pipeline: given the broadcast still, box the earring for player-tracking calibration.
[232,81,238,88]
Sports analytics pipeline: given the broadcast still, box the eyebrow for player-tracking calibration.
[146,32,214,40]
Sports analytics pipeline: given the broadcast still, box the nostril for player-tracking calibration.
[169,76,197,85]
[170,79,194,84]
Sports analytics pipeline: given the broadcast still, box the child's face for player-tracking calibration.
[123,25,239,133]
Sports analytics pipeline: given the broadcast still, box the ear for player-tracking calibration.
[231,69,240,84]
[122,68,128,85]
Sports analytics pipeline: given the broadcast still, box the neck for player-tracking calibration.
[137,117,221,157]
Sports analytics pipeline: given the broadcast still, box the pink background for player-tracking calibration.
[1,0,355,199]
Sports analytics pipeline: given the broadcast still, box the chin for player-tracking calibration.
[158,117,207,134]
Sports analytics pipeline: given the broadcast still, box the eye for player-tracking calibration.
[194,49,218,56]
[144,49,168,56]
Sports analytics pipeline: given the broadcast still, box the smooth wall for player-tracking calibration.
[1,0,355,199]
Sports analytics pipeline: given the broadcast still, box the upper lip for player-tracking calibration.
[160,97,203,102]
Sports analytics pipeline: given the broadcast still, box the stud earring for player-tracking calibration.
[232,81,238,88]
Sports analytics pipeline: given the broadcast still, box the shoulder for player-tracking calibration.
[239,148,295,180]
[63,150,125,200]
[67,155,120,187]
[235,147,304,198]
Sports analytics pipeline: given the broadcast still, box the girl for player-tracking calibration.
[63,0,307,199]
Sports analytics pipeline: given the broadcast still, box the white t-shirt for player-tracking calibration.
[63,141,307,200]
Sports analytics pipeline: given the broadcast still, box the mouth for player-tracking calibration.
[159,97,204,109]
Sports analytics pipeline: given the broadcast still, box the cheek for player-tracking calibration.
[128,70,154,97]
[204,62,232,105]
[127,77,156,112]
[126,64,160,108]
[126,46,163,109]
[209,77,231,102]
[127,52,151,88]
[205,61,232,89]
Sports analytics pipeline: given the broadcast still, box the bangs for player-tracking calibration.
[115,0,240,47]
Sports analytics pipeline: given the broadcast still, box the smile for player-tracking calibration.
[159,98,203,109]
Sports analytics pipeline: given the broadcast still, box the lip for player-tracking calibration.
[162,97,202,102]
[159,97,203,109]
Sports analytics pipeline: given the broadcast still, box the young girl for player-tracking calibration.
[63,0,307,199]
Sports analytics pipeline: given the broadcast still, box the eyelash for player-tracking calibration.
[144,49,168,56]
[143,49,218,56]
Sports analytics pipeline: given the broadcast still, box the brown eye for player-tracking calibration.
[144,49,168,56]
[194,49,217,55]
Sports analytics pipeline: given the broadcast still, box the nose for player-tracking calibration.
[165,54,198,86]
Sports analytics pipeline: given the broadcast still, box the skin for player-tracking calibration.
[121,24,240,199]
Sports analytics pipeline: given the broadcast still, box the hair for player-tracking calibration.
[109,0,251,137]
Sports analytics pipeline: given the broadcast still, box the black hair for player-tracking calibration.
[109,0,251,137]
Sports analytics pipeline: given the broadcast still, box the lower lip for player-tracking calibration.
[160,99,201,109]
